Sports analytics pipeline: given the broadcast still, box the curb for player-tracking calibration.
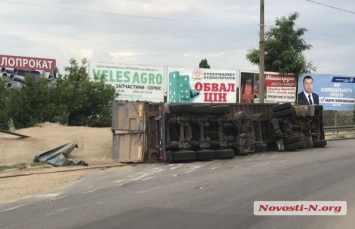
[0,164,127,179]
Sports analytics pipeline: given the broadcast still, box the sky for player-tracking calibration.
[0,0,354,76]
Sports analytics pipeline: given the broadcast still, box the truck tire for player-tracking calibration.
[191,104,212,114]
[195,150,215,160]
[284,141,302,151]
[171,150,195,162]
[314,105,323,112]
[272,103,292,112]
[215,149,234,159]
[169,104,193,114]
[283,136,300,145]
[313,140,327,147]
[210,105,231,115]
[274,107,296,118]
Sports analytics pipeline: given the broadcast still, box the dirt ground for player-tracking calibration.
[1,122,353,203]
[0,122,127,203]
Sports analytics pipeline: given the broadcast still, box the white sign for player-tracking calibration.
[167,67,238,103]
[89,62,165,103]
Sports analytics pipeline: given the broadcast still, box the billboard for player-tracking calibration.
[240,71,297,104]
[89,62,165,103]
[298,73,355,111]
[167,67,238,103]
[1,54,57,89]
[0,54,56,71]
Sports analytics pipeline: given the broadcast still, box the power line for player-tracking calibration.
[305,0,355,15]
[0,0,257,26]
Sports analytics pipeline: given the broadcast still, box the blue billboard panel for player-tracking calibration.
[298,73,355,111]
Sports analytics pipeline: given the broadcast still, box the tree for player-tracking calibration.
[199,59,211,69]
[0,58,116,130]
[52,58,116,127]
[246,12,316,75]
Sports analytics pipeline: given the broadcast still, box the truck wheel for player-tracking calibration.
[169,104,193,114]
[314,105,323,112]
[195,150,215,160]
[215,149,234,159]
[191,104,212,114]
[210,105,231,115]
[313,140,327,147]
[171,150,195,162]
[272,103,292,112]
[283,136,300,145]
[274,107,296,118]
[284,142,302,151]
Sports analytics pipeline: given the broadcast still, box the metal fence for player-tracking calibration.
[322,111,355,127]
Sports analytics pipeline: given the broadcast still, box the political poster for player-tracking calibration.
[167,67,238,103]
[298,73,355,111]
[89,62,165,103]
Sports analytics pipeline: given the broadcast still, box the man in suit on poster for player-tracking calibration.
[298,75,319,105]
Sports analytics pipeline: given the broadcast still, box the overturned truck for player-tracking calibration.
[111,102,326,163]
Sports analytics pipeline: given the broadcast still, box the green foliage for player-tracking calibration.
[0,58,116,130]
[8,118,15,132]
[0,163,27,172]
[199,59,211,69]
[246,12,316,75]
[0,78,10,130]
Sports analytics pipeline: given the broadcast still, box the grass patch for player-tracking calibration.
[0,163,27,172]
[30,161,48,167]
[0,165,19,172]
[0,162,51,173]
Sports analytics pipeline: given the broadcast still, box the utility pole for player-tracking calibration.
[259,0,265,103]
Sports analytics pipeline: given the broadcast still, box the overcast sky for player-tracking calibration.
[1,0,354,76]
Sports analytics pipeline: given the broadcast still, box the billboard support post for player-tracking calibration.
[259,0,265,103]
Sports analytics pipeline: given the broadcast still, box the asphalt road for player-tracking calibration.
[1,140,354,229]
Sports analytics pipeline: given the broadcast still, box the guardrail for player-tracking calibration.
[324,125,355,140]
[324,125,355,131]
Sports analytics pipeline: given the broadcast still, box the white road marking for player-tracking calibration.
[170,164,183,170]
[185,162,211,174]
[131,168,164,181]
[83,189,96,194]
[0,204,26,213]
[50,195,67,201]
[35,193,61,200]
[142,177,153,181]
[113,179,124,184]
[173,162,212,176]
[46,208,69,216]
